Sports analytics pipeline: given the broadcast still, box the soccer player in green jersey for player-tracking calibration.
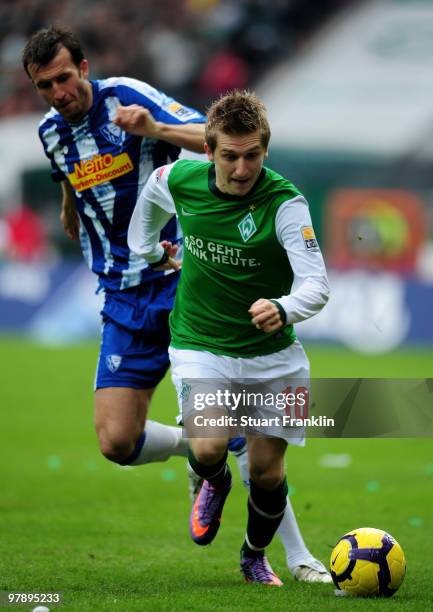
[128,90,330,585]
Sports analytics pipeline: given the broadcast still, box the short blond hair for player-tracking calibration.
[205,90,271,152]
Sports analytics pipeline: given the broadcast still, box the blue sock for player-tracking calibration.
[228,437,246,454]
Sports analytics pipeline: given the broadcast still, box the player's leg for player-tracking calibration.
[188,435,232,545]
[188,434,331,580]
[273,340,331,582]
[275,340,331,581]
[237,340,331,583]
[170,347,234,545]
[94,279,187,466]
[94,386,188,464]
[187,436,247,500]
[187,427,331,579]
[232,439,331,582]
[240,436,287,586]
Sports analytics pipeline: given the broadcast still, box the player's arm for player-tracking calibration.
[60,180,80,241]
[114,105,205,153]
[250,196,330,333]
[127,164,180,271]
[38,124,80,240]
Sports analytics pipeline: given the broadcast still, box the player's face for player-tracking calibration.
[205,129,268,196]
[28,46,92,122]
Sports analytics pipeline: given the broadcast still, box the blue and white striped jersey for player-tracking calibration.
[39,77,205,291]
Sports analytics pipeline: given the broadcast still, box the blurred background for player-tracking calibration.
[0,0,432,354]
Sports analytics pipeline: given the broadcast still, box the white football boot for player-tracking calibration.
[291,558,333,583]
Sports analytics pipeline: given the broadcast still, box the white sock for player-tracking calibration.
[131,420,189,465]
[234,447,315,571]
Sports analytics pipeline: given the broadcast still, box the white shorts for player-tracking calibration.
[169,340,309,445]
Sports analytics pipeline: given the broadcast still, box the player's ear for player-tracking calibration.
[79,59,89,79]
[204,142,214,161]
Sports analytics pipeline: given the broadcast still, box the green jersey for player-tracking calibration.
[128,159,328,358]
[171,160,299,356]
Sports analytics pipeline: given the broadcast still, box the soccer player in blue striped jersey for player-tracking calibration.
[22,26,205,468]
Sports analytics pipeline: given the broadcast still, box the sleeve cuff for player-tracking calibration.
[269,299,287,326]
[148,250,169,268]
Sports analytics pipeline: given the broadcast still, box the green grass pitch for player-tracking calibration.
[1,338,432,611]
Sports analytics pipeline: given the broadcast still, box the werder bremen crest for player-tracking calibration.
[179,382,192,402]
[238,212,257,242]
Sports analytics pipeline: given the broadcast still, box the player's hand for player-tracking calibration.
[160,240,179,258]
[60,205,79,240]
[153,240,182,272]
[113,105,160,138]
[153,256,181,272]
[249,298,284,333]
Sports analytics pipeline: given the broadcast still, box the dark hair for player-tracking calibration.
[205,90,271,152]
[22,26,84,77]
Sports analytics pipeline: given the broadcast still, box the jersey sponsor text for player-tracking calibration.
[68,152,134,192]
[184,235,261,268]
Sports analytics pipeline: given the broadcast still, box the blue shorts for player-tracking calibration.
[95,273,179,390]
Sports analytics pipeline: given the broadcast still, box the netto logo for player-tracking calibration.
[68,152,134,192]
[74,153,114,178]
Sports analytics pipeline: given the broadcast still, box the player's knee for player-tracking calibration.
[98,434,134,464]
[249,465,283,491]
[191,440,226,465]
